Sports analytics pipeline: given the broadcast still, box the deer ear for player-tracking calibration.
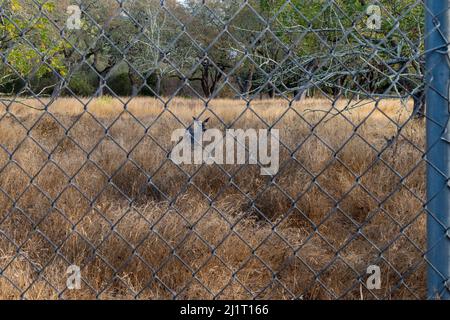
[204,117,210,123]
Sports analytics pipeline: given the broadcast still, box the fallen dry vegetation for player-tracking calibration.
[0,96,426,299]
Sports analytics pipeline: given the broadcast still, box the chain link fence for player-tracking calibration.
[0,0,449,299]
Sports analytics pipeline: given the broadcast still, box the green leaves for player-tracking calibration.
[1,0,67,84]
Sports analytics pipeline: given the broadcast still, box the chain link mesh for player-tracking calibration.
[0,0,449,299]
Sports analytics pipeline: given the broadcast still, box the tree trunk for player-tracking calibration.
[96,76,105,97]
[51,79,64,99]
[131,84,138,97]
[96,68,114,97]
[155,74,162,97]
[93,51,116,98]
[268,85,275,99]
[294,88,306,101]
[412,90,426,118]
[128,69,141,97]
[199,60,224,98]
[243,65,255,98]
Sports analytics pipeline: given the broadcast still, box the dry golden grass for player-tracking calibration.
[0,96,426,299]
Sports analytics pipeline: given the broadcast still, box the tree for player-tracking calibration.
[173,0,236,98]
[259,0,425,113]
[123,0,191,96]
[0,0,66,98]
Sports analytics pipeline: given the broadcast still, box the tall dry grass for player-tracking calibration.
[0,96,426,299]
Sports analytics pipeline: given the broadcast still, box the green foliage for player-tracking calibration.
[68,72,96,97]
[106,72,132,97]
[258,0,424,95]
[1,0,67,81]
[0,0,426,98]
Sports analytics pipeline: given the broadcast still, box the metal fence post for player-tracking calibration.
[426,0,450,300]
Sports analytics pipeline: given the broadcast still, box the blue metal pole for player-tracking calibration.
[426,0,450,300]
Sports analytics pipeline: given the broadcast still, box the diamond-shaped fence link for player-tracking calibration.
[0,0,448,300]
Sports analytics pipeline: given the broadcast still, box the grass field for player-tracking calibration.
[0,96,426,299]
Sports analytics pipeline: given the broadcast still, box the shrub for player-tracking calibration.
[68,72,96,97]
[106,72,132,96]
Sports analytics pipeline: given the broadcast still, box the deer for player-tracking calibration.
[187,117,210,146]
